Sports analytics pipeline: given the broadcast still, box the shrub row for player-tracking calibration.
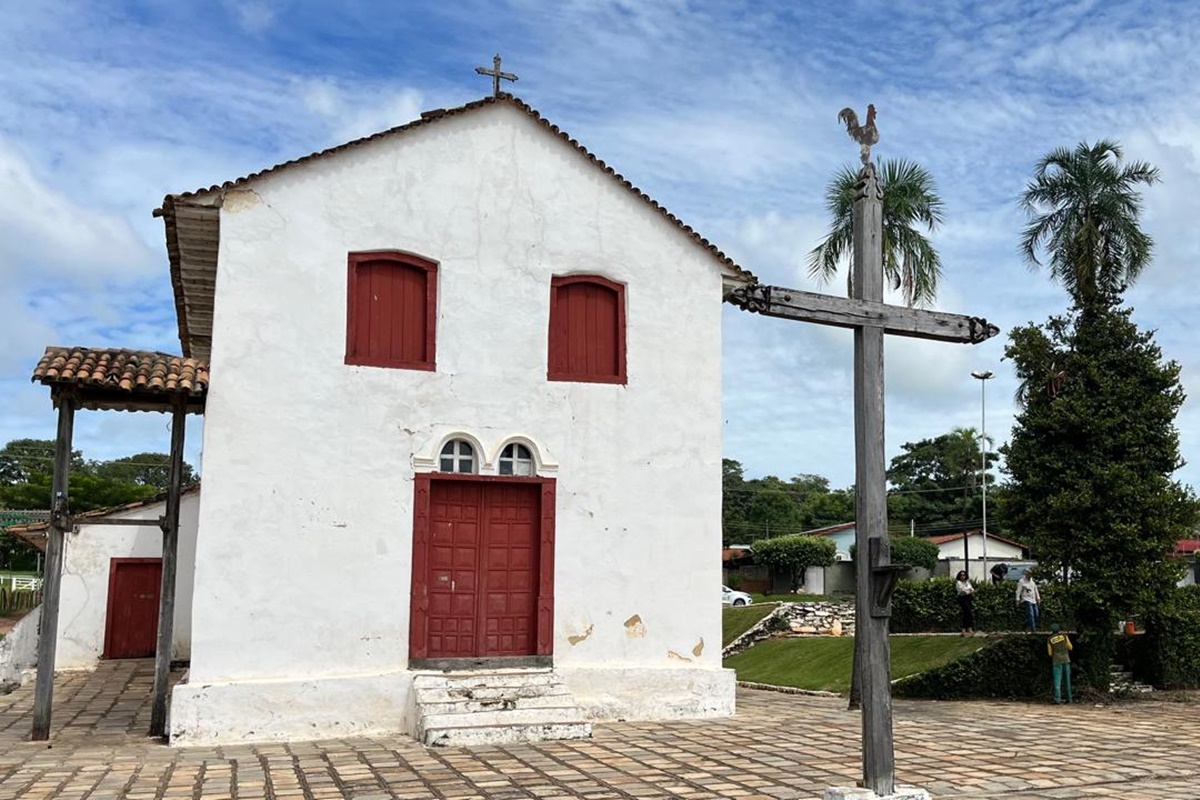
[893,634,1088,700]
[889,579,1073,634]
[1121,611,1200,689]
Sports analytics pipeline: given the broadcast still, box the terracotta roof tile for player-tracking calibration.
[32,347,209,398]
[173,93,756,284]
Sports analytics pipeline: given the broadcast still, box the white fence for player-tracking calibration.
[4,575,41,591]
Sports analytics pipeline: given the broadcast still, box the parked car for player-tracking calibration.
[722,585,753,606]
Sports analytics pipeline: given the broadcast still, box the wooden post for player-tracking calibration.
[149,395,186,738]
[851,164,895,795]
[31,394,75,741]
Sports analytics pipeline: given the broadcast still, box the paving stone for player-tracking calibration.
[0,660,1197,799]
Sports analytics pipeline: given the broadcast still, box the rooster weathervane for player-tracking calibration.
[838,103,879,165]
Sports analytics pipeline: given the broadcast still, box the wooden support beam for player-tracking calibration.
[725,283,1000,344]
[63,517,165,528]
[849,168,896,796]
[148,396,186,738]
[31,396,75,741]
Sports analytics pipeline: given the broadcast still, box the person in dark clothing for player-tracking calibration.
[954,570,975,636]
[990,562,1009,586]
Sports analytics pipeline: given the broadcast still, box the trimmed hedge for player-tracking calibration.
[893,634,1087,700]
[889,579,1072,634]
[1132,611,1200,689]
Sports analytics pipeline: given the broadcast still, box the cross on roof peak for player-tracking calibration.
[475,54,518,97]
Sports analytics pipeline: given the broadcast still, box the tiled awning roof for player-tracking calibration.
[31,347,208,412]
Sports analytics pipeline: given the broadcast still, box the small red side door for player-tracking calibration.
[103,558,162,659]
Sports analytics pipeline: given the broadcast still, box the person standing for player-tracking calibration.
[954,570,975,636]
[1016,571,1041,632]
[1047,623,1073,703]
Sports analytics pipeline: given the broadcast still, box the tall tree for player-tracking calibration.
[1004,301,1194,685]
[886,428,998,533]
[93,452,197,489]
[808,158,945,307]
[1020,140,1160,308]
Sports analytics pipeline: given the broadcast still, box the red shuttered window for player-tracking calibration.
[547,275,626,384]
[345,251,438,370]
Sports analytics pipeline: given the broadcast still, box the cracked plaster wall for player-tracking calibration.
[180,103,729,739]
[56,492,199,668]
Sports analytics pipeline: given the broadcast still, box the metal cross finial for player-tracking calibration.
[475,54,518,97]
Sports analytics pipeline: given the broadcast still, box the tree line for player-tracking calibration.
[0,439,197,570]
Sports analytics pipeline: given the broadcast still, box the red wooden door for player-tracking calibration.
[424,481,541,658]
[427,483,482,657]
[103,558,162,659]
[482,484,540,656]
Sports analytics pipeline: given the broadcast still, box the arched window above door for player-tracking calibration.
[439,439,476,473]
[498,443,535,476]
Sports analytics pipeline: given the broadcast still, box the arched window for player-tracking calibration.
[345,251,438,370]
[439,440,476,473]
[498,443,535,476]
[548,275,626,384]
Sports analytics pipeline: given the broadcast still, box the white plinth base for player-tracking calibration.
[824,786,931,800]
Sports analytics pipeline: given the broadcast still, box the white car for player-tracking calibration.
[722,585,753,607]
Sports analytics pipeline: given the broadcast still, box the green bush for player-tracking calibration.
[848,536,939,572]
[1172,583,1200,612]
[753,535,836,592]
[889,579,1073,634]
[893,634,1088,700]
[1140,611,1200,689]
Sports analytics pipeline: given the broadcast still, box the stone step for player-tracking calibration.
[414,683,574,704]
[421,705,588,731]
[424,720,592,748]
[413,672,562,691]
[418,693,581,716]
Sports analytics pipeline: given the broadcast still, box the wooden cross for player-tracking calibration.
[475,53,518,97]
[728,161,998,796]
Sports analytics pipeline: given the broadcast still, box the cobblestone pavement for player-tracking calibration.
[1,661,1197,799]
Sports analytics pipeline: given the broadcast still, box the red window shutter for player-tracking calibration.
[346,252,437,370]
[548,276,626,384]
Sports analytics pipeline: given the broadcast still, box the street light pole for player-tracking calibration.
[971,370,994,582]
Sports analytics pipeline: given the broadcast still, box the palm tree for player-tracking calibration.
[1020,140,1160,307]
[808,159,945,307]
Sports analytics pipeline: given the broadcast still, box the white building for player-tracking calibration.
[153,94,754,745]
[3,490,199,672]
[931,530,1029,582]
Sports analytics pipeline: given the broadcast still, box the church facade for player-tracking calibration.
[161,95,754,744]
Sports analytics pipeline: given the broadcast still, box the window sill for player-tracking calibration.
[345,357,436,371]
[547,372,627,385]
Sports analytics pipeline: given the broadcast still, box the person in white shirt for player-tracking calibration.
[1016,572,1042,632]
[954,570,975,636]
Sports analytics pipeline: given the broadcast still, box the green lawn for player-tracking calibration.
[749,592,845,605]
[723,603,777,647]
[725,635,989,693]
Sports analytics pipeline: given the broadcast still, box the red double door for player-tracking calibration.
[411,478,554,660]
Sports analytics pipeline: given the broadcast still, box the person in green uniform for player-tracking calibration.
[1047,623,1073,704]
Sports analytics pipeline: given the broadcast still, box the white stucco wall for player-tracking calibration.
[935,535,1024,564]
[56,491,199,668]
[176,102,731,743]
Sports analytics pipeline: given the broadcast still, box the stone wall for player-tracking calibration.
[723,601,856,658]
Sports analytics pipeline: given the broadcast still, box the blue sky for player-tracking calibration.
[3,0,1200,496]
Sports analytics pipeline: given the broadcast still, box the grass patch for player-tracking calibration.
[749,592,846,605]
[723,603,777,647]
[725,635,989,693]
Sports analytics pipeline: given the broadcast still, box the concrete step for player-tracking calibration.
[421,705,588,731]
[418,693,581,716]
[424,720,592,747]
[412,668,592,747]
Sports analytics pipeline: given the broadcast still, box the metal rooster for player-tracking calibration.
[837,104,879,165]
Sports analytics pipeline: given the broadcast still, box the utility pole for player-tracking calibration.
[971,370,994,581]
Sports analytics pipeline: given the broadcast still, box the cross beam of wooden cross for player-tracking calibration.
[475,53,518,97]
[726,284,998,344]
[727,162,998,797]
